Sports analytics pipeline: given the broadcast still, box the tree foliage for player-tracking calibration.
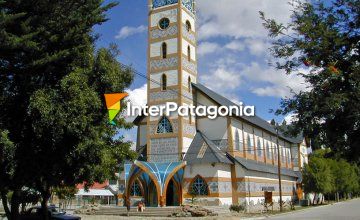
[0,1,135,219]
[302,150,360,202]
[261,0,360,162]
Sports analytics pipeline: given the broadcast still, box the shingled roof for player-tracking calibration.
[184,132,233,165]
[232,156,298,178]
[192,83,304,144]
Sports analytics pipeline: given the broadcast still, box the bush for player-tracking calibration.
[229,204,245,213]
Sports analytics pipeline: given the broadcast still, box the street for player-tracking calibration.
[267,199,360,220]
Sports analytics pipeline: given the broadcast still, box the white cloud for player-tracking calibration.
[197,0,294,40]
[244,38,269,56]
[242,62,309,98]
[284,113,299,125]
[123,84,147,123]
[126,83,147,107]
[115,25,147,39]
[225,41,245,52]
[198,42,221,56]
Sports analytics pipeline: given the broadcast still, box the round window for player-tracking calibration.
[159,18,170,30]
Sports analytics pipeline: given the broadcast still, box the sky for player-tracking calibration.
[94,0,309,145]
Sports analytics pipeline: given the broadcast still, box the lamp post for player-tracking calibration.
[275,124,283,212]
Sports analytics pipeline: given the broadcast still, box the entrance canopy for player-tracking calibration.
[125,160,186,195]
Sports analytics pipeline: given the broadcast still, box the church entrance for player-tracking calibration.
[147,180,159,207]
[166,178,180,206]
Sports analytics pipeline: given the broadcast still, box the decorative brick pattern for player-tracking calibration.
[149,90,179,102]
[150,138,179,162]
[150,57,178,71]
[183,123,196,136]
[182,57,197,73]
[182,24,196,43]
[151,25,178,39]
[237,181,294,193]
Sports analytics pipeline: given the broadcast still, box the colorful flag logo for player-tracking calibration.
[104,93,128,125]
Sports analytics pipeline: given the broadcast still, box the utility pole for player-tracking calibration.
[275,123,283,212]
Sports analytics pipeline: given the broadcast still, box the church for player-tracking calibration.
[118,0,308,209]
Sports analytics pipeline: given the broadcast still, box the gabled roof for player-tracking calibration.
[184,131,233,165]
[192,83,303,144]
[232,156,298,178]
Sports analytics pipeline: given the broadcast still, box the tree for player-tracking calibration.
[261,0,360,163]
[0,1,135,219]
[302,156,334,204]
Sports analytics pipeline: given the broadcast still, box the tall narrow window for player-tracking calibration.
[247,134,253,154]
[187,45,191,62]
[162,42,167,59]
[235,130,240,151]
[190,176,209,195]
[188,76,192,92]
[157,116,173,133]
[186,20,192,32]
[257,138,262,157]
[161,74,167,91]
[266,142,271,159]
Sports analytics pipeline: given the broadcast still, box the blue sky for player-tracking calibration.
[94,0,310,144]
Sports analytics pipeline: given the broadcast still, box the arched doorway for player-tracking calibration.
[166,178,180,206]
[147,180,158,207]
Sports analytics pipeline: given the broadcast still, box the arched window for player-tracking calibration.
[190,176,209,196]
[235,130,240,151]
[130,180,142,197]
[257,138,262,157]
[188,76,192,92]
[186,20,192,32]
[187,45,191,62]
[247,134,253,154]
[266,142,271,159]
[157,116,173,133]
[161,42,167,59]
[161,74,167,91]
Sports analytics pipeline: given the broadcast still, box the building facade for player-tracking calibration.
[119,0,308,209]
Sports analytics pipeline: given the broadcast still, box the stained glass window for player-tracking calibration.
[157,117,173,133]
[190,176,208,195]
[159,18,170,30]
[130,180,142,196]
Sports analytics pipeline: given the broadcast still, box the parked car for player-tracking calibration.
[20,206,81,220]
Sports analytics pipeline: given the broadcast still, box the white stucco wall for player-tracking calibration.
[184,163,231,178]
[150,70,178,89]
[182,38,196,61]
[182,70,197,88]
[150,38,178,57]
[181,9,195,29]
[183,137,193,154]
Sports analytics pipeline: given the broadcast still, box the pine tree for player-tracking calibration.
[0,1,135,219]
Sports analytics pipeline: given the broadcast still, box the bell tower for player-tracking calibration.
[147,0,197,162]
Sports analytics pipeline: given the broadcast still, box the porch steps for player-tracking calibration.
[94,206,180,217]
